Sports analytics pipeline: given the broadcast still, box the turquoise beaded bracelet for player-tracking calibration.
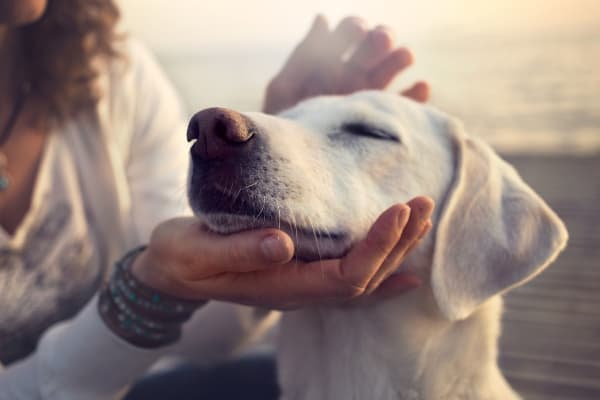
[99,246,205,348]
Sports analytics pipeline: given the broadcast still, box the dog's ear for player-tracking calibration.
[431,120,568,320]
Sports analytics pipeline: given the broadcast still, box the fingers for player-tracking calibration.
[297,14,329,56]
[183,259,353,309]
[166,198,433,307]
[345,26,396,72]
[329,16,369,60]
[198,229,295,274]
[192,248,398,310]
[294,16,369,66]
[198,204,413,308]
[264,15,428,114]
[264,15,370,113]
[280,201,427,305]
[335,204,411,291]
[150,218,295,281]
[367,48,413,88]
[293,16,370,95]
[307,14,329,39]
[401,81,430,103]
[365,196,434,294]
[405,220,432,256]
[277,14,329,77]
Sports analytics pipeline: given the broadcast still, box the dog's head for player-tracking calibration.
[187,91,568,320]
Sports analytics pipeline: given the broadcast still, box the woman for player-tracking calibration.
[0,0,433,398]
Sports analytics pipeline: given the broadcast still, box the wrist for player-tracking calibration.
[131,246,205,301]
[131,248,175,295]
[98,246,205,348]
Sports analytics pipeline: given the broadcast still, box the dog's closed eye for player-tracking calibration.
[339,122,400,143]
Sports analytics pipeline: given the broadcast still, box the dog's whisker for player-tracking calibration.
[254,195,266,224]
[242,180,259,191]
[184,92,568,400]
[262,196,268,226]
[170,185,188,207]
[276,199,282,231]
[232,180,257,203]
[228,179,235,196]
[232,187,243,204]
[293,212,300,263]
[285,204,301,263]
[308,217,323,264]
[323,220,334,243]
[216,179,229,205]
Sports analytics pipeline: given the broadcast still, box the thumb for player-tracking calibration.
[150,218,296,280]
[185,226,295,277]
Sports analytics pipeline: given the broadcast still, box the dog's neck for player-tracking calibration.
[277,290,519,400]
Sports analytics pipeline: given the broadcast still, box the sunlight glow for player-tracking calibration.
[118,0,600,52]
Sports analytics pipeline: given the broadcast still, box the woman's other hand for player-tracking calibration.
[263,15,430,114]
[131,197,434,310]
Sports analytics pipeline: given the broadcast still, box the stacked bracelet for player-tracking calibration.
[98,246,206,348]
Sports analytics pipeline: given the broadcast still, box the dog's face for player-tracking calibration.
[187,91,567,320]
[187,91,452,261]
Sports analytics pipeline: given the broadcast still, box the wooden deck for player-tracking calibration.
[499,154,600,399]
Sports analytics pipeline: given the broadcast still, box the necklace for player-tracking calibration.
[0,82,30,192]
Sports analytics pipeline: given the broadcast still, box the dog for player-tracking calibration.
[186,91,568,400]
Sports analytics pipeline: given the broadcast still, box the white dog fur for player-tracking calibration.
[188,91,568,400]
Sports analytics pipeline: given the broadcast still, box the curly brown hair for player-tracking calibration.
[21,0,122,127]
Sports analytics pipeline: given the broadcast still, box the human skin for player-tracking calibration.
[0,0,49,236]
[263,15,429,114]
[132,198,434,309]
[0,1,433,309]
[0,0,47,26]
[131,17,434,307]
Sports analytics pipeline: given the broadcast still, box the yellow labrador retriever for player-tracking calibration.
[186,91,568,400]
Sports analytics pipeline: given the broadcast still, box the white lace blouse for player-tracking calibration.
[0,39,268,399]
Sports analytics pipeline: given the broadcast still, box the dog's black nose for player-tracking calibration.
[187,107,256,160]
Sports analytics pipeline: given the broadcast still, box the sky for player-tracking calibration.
[118,0,600,52]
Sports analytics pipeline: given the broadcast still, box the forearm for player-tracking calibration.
[0,300,277,400]
[105,247,279,367]
[0,296,169,400]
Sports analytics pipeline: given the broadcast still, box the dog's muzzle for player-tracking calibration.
[187,107,257,161]
[186,107,268,218]
[185,107,352,260]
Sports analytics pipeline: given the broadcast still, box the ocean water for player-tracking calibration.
[157,32,600,155]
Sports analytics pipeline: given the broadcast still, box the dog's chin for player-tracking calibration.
[200,213,351,262]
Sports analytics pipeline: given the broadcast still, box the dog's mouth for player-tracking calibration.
[195,186,351,261]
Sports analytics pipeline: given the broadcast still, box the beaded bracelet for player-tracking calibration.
[98,246,206,348]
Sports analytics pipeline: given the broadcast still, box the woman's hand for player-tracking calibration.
[263,15,430,114]
[131,197,434,310]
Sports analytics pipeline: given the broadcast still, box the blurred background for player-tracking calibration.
[119,1,600,398]
[119,0,600,155]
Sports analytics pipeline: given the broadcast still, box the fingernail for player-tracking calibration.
[261,235,290,263]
